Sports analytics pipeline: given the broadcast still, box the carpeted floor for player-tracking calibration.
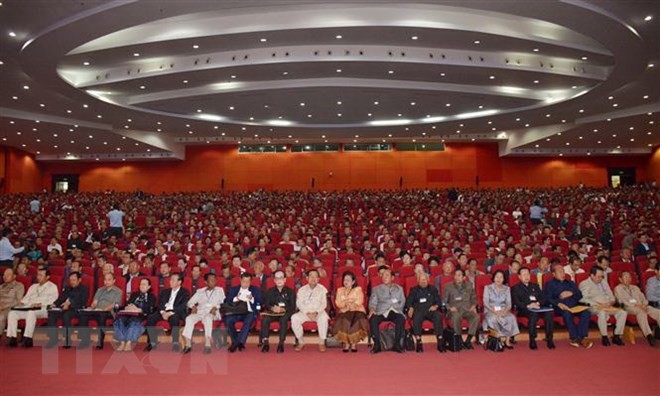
[1,331,659,396]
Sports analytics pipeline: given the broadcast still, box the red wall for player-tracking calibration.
[647,147,660,184]
[1,146,42,194]
[28,143,654,193]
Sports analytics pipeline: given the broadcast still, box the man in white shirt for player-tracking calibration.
[107,204,125,239]
[29,197,40,213]
[563,257,585,281]
[0,229,25,267]
[182,274,226,354]
[6,268,59,348]
[291,270,329,352]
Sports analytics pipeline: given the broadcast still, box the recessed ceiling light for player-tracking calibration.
[192,44,199,49]
[282,71,288,75]
[133,53,140,57]
[535,144,539,148]
[185,124,190,127]
[336,69,342,73]
[572,85,578,89]
[533,48,539,52]
[374,101,379,105]
[22,85,29,90]
[388,70,394,74]
[565,142,570,146]
[83,61,90,66]
[11,96,17,100]
[260,38,267,42]
[533,80,539,84]
[336,35,342,39]
[612,103,618,107]
[546,114,551,117]
[183,80,188,84]
[8,31,16,37]
[489,75,495,79]
[581,56,588,60]
[515,118,521,121]
[397,114,402,117]
[645,15,653,21]
[307,114,312,118]
[630,138,635,142]
[337,101,342,105]
[299,102,305,107]
[613,134,617,137]
[411,36,418,40]
[367,113,372,117]
[83,104,88,108]
[474,40,480,44]
[53,133,58,137]
[579,109,584,113]
[337,113,342,117]
[525,123,530,127]
[649,63,655,68]
[643,95,649,99]
[139,85,146,89]
[446,103,451,107]
[230,75,236,79]
[229,106,234,110]
[440,73,446,77]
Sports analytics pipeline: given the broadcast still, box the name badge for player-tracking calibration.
[392,299,398,304]
[455,296,463,301]
[419,298,427,303]
[494,306,503,312]
[278,302,285,307]
[630,299,637,304]
[529,296,537,301]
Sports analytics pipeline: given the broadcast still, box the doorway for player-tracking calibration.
[607,168,636,188]
[51,174,79,193]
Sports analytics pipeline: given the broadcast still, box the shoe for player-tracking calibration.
[62,345,71,349]
[8,337,17,348]
[261,342,269,353]
[351,346,358,353]
[144,344,154,352]
[569,339,580,348]
[276,342,284,353]
[612,335,624,346]
[44,340,58,349]
[602,336,611,347]
[581,339,593,349]
[238,343,245,351]
[318,343,326,352]
[509,336,517,345]
[203,346,212,355]
[647,334,656,347]
[529,339,538,350]
[463,341,474,350]
[172,343,181,352]
[181,346,192,354]
[370,346,381,354]
[437,341,446,353]
[415,341,423,353]
[342,347,349,353]
[295,343,304,352]
[229,343,239,353]
[547,340,556,349]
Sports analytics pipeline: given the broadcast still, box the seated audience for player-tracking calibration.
[511,267,555,349]
[145,273,190,352]
[443,268,480,349]
[45,272,89,348]
[406,272,444,352]
[77,273,122,349]
[225,273,262,352]
[614,271,659,347]
[0,268,25,337]
[113,278,155,352]
[260,270,295,353]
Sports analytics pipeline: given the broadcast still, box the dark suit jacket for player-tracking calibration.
[227,285,262,314]
[634,243,654,257]
[511,282,546,311]
[157,287,190,318]
[54,285,89,309]
[126,291,156,316]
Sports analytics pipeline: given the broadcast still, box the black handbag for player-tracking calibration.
[379,328,396,351]
[220,301,249,316]
[443,328,463,352]
[404,330,416,351]
[484,335,505,352]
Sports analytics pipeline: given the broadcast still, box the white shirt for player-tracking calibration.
[29,199,40,213]
[187,286,226,318]
[296,284,328,314]
[21,281,59,307]
[0,237,24,261]
[47,243,63,254]
[107,209,125,228]
[164,287,180,311]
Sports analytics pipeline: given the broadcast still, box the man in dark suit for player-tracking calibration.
[145,273,189,352]
[45,272,89,349]
[260,270,295,353]
[634,234,655,257]
[406,272,444,353]
[225,273,262,352]
[512,267,555,350]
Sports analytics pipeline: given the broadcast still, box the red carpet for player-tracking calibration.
[1,340,658,395]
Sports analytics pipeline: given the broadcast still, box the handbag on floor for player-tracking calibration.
[622,326,636,344]
[484,335,505,352]
[443,328,463,352]
[404,330,416,351]
[220,301,248,316]
[379,327,396,351]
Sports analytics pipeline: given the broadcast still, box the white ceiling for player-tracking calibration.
[0,0,658,161]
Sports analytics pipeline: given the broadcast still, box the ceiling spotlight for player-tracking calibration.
[336,69,342,73]
[133,52,140,57]
[192,44,199,49]
[229,106,234,110]
[282,71,289,75]
[260,38,267,42]
[411,36,418,40]
[337,113,342,117]
[335,35,342,39]
[648,63,655,68]
[533,48,539,52]
[410,102,416,106]
[307,114,312,118]
[139,85,146,89]
[388,70,394,74]
[474,40,480,44]
[489,75,495,79]
[196,109,202,113]
[440,73,446,77]
[533,80,539,84]
[367,113,372,117]
[12,96,17,100]
[581,56,588,60]
[22,85,29,90]
[83,61,90,66]
[644,15,653,22]
[183,80,188,84]
[613,103,618,107]
[643,95,649,99]
[300,102,305,106]
[230,75,236,79]
[337,101,342,105]
[374,101,379,105]
[8,31,16,37]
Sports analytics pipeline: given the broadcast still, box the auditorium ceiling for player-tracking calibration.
[0,0,658,161]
